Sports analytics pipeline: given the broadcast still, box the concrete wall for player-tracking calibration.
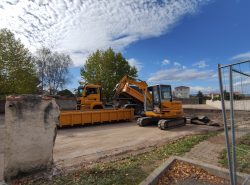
[206,100,250,111]
[3,95,59,181]
[0,115,5,183]
[0,100,5,113]
[174,98,199,104]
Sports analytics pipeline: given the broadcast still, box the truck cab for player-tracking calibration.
[77,84,104,110]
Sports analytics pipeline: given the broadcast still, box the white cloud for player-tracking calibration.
[174,62,181,67]
[193,60,209,68]
[190,86,215,93]
[173,62,186,69]
[148,67,214,83]
[162,59,170,65]
[231,51,250,61]
[0,0,209,66]
[127,58,143,72]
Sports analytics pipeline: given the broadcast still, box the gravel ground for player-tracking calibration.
[54,121,221,169]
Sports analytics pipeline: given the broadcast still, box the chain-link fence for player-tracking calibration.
[218,60,250,185]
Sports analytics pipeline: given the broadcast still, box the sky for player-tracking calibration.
[0,0,250,94]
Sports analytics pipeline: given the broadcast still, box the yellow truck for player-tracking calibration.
[58,83,134,127]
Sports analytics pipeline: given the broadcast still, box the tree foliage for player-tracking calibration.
[0,28,38,95]
[81,48,137,101]
[196,91,204,98]
[57,89,74,97]
[35,47,72,95]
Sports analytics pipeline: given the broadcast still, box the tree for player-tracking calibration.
[35,47,72,95]
[57,89,74,97]
[0,28,38,95]
[223,90,230,100]
[81,48,137,101]
[196,91,204,104]
[197,91,204,98]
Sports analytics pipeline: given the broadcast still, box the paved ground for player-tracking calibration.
[54,121,221,168]
[184,134,225,166]
[184,124,250,166]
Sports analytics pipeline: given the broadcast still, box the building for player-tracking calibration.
[174,86,190,98]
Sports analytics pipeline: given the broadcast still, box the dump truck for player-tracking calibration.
[113,75,148,115]
[137,84,186,130]
[76,76,147,115]
[58,83,134,127]
[76,84,105,110]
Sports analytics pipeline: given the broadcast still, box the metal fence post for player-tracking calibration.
[218,64,234,185]
[229,65,237,185]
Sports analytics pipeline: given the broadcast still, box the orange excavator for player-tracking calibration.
[113,76,186,129]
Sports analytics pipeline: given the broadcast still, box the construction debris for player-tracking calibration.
[190,116,220,127]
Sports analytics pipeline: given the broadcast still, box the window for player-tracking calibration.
[86,88,98,95]
[161,86,171,101]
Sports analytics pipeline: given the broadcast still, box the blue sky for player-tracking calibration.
[68,0,250,93]
[1,0,250,93]
[122,0,250,93]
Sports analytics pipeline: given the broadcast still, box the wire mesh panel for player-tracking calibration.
[218,61,250,185]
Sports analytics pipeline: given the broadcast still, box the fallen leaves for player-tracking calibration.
[157,160,228,185]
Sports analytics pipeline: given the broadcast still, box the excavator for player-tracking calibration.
[113,75,186,130]
[137,84,186,130]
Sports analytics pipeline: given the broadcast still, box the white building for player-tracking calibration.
[174,86,190,98]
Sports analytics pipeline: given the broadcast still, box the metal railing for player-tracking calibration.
[218,60,250,185]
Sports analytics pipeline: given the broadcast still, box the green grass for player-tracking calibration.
[219,133,250,174]
[25,132,218,185]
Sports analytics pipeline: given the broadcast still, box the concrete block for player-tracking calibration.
[4,95,59,180]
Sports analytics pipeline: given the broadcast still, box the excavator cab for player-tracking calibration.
[145,85,172,112]
[138,84,186,130]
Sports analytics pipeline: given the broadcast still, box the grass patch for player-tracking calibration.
[219,133,250,174]
[23,132,218,185]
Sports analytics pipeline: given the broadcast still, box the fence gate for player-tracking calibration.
[218,60,250,185]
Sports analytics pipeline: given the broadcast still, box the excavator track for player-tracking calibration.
[158,118,186,130]
[137,117,158,127]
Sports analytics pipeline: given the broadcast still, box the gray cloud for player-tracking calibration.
[0,0,209,66]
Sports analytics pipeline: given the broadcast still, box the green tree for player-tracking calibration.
[81,48,137,101]
[35,47,72,95]
[57,89,74,97]
[0,28,37,95]
[223,90,230,100]
[196,91,204,104]
[196,91,203,98]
